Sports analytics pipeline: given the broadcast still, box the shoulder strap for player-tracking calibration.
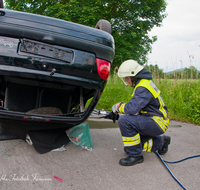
[135,79,160,98]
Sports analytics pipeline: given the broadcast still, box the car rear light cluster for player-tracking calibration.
[96,58,110,80]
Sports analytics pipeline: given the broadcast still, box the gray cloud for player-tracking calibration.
[148,0,200,72]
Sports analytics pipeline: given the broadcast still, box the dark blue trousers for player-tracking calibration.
[118,114,165,157]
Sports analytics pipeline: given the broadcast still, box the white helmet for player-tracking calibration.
[118,59,144,78]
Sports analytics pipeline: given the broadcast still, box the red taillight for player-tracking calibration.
[96,58,110,80]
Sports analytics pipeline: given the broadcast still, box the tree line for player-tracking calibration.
[145,64,200,79]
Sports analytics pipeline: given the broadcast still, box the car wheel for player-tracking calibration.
[0,0,4,8]
[95,19,111,34]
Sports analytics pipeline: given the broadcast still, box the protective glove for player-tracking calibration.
[112,102,121,113]
[112,102,125,114]
[104,111,119,123]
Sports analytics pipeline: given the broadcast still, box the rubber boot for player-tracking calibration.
[158,136,171,155]
[119,156,144,166]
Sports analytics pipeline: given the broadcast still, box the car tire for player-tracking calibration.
[95,19,111,34]
[0,0,4,8]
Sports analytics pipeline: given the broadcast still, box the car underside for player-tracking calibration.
[0,5,115,140]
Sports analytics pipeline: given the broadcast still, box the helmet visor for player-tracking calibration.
[119,77,128,86]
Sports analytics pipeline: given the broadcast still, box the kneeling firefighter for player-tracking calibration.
[111,60,171,166]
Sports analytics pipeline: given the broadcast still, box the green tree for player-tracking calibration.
[145,64,164,79]
[158,68,164,79]
[149,64,155,74]
[5,0,167,69]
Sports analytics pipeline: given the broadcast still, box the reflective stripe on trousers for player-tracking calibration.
[151,116,169,132]
[122,135,153,153]
[122,133,140,147]
[118,114,166,157]
[143,139,153,153]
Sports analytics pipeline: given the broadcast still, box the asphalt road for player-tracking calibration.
[0,119,199,190]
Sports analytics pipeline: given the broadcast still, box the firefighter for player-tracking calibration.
[112,60,170,166]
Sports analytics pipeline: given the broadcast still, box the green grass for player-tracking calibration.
[158,79,200,125]
[95,75,133,110]
[94,76,200,125]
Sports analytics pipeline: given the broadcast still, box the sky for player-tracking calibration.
[148,0,200,72]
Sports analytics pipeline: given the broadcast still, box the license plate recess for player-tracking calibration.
[19,39,73,63]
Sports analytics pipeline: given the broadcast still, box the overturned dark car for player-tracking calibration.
[0,5,115,141]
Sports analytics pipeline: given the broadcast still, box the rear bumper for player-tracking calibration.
[0,85,102,139]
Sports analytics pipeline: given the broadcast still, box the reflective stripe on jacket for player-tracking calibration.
[120,79,169,132]
[134,79,168,119]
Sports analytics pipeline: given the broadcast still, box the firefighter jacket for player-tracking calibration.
[118,79,169,132]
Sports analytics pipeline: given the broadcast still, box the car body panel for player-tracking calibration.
[0,9,115,139]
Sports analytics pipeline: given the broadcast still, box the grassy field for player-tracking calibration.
[94,75,200,125]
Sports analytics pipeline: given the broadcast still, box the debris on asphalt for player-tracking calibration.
[51,145,67,152]
[66,122,92,151]
[53,176,64,182]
